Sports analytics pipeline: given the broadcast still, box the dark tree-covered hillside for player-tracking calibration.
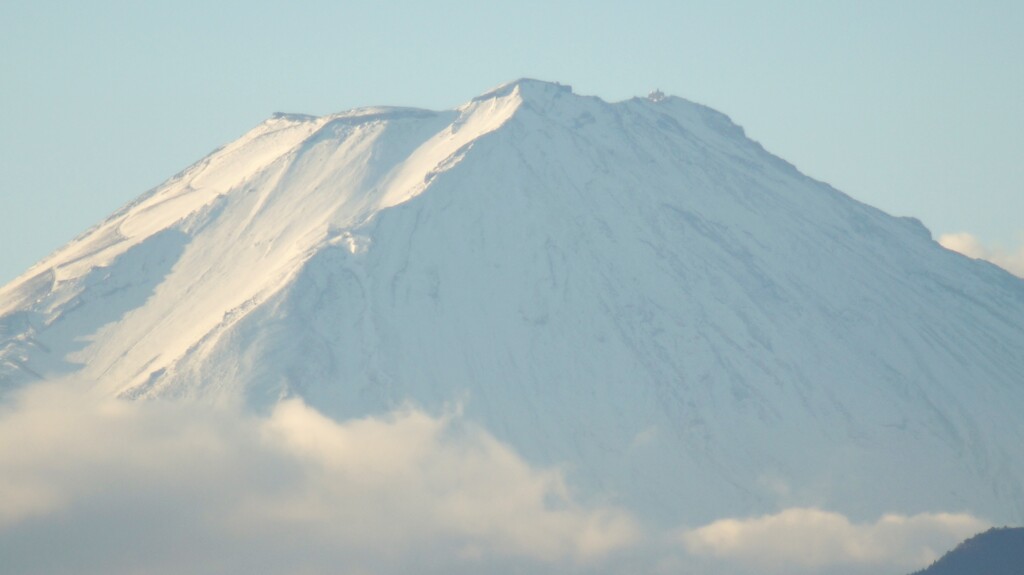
[910,527,1024,575]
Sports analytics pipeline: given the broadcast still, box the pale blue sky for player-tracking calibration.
[2,0,1021,284]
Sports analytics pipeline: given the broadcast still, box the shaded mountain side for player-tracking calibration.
[910,527,1024,575]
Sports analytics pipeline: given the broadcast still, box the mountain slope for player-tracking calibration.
[2,79,1023,528]
[910,527,1024,575]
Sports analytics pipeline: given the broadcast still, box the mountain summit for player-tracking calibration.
[2,79,1023,527]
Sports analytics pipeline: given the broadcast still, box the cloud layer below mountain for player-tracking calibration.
[681,507,989,575]
[940,231,1024,277]
[0,382,637,575]
[0,382,991,575]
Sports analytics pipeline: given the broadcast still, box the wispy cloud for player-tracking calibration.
[680,507,988,575]
[0,383,638,575]
[939,232,1024,278]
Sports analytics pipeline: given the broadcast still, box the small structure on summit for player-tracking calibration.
[647,89,666,103]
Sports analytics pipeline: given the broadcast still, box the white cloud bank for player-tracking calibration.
[0,382,993,575]
[0,383,638,575]
[939,232,1024,278]
[681,507,989,575]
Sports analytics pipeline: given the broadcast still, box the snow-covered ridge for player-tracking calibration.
[0,80,541,392]
[2,80,1024,534]
[472,77,573,101]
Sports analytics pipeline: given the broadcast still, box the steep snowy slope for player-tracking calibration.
[2,79,1023,528]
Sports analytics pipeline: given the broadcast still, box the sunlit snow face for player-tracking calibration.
[0,381,987,575]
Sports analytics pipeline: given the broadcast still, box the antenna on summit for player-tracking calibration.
[647,89,666,103]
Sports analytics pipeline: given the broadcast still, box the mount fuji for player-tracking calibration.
[2,79,1023,541]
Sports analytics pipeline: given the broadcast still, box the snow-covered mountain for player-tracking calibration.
[2,79,1023,528]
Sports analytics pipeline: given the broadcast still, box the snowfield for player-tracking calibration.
[1,79,1022,574]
